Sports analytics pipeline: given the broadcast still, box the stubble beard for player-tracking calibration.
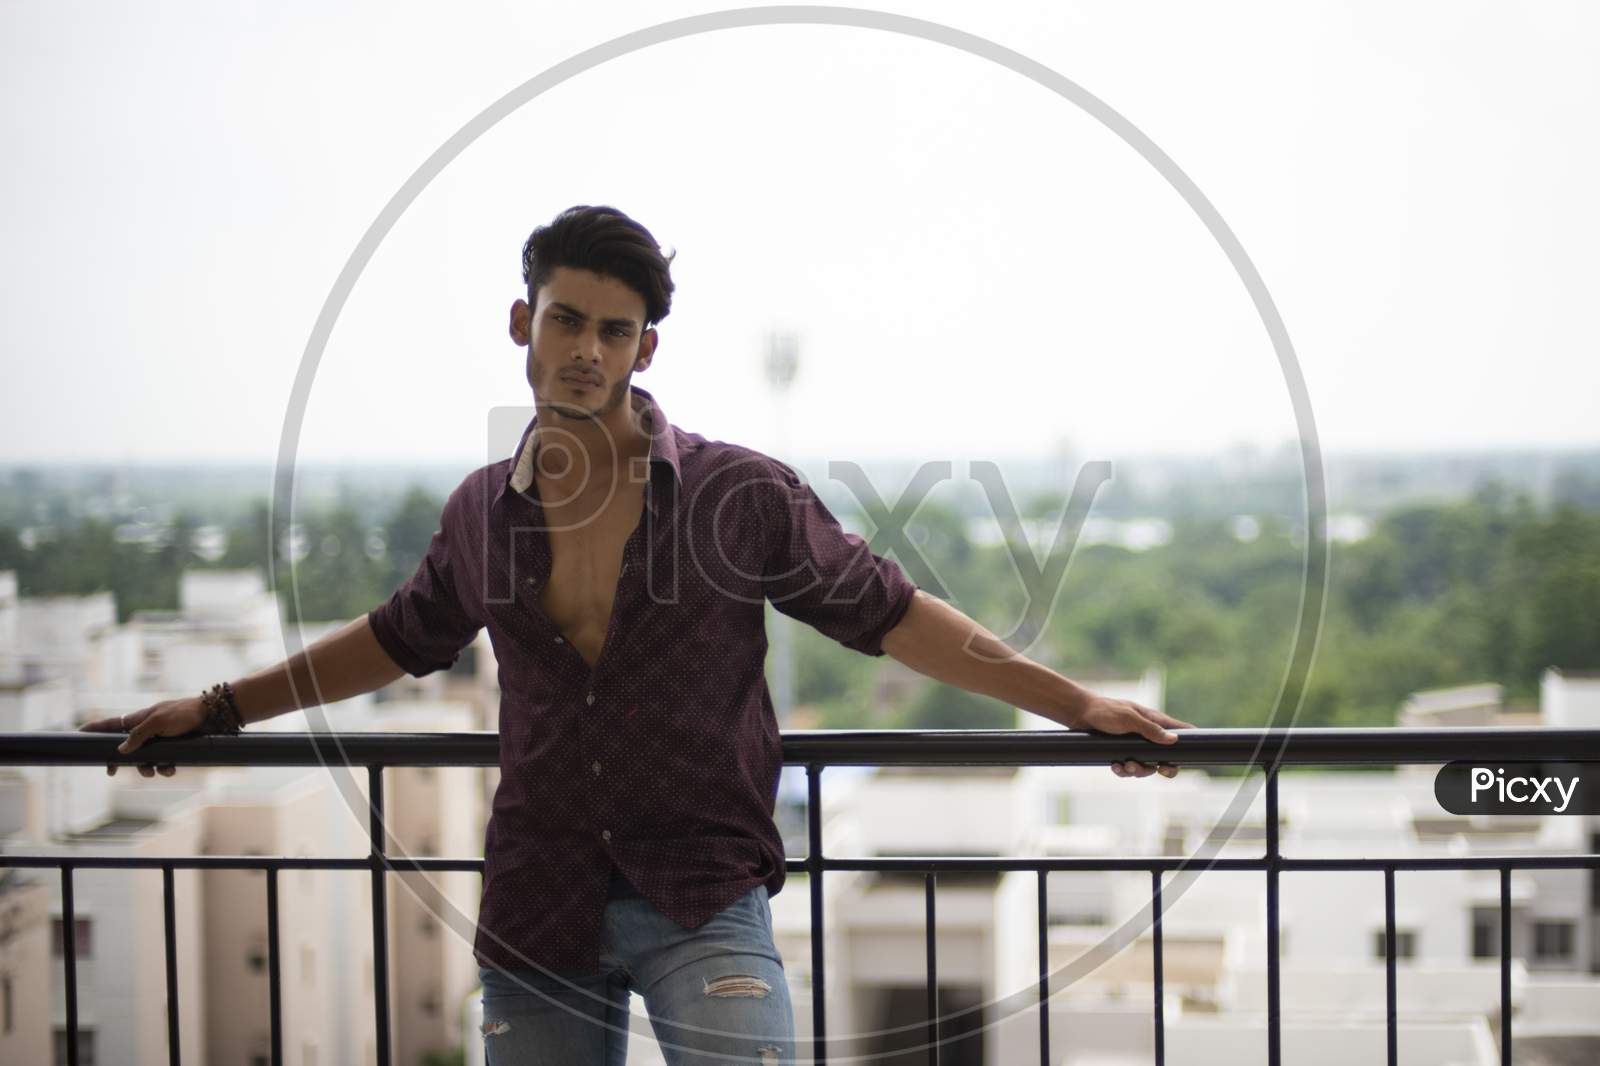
[526,351,650,498]
[530,353,635,426]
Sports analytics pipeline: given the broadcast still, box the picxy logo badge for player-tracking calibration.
[1435,761,1597,815]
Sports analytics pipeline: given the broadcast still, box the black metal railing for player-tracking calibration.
[3,726,1598,1066]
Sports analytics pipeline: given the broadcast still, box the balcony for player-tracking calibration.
[2,726,1599,1066]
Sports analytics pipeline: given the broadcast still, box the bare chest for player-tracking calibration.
[536,478,647,667]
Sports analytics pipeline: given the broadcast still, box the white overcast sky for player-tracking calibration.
[2,1,1596,465]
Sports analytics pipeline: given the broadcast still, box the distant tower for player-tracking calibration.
[765,330,799,394]
[764,330,800,722]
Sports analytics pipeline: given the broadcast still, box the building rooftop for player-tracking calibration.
[1517,1035,1600,1066]
[59,814,161,842]
[1547,668,1600,680]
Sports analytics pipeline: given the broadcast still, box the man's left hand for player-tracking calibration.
[1066,691,1196,780]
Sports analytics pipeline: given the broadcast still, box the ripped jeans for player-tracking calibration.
[478,866,795,1064]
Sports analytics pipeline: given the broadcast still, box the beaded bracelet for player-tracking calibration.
[199,682,245,736]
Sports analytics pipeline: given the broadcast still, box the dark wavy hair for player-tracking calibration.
[521,205,677,327]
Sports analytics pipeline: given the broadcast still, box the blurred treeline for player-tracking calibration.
[1,480,1596,730]
[0,487,442,626]
[782,482,1599,730]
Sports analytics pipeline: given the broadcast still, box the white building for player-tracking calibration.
[0,569,496,1066]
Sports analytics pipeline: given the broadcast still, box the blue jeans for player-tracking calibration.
[478,866,795,1064]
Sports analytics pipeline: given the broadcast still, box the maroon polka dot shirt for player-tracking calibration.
[367,385,919,976]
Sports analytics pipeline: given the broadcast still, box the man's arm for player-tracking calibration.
[232,614,409,725]
[879,589,1194,778]
[753,458,1189,778]
[86,480,485,777]
[81,615,409,774]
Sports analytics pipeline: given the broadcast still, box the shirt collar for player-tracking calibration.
[499,384,681,510]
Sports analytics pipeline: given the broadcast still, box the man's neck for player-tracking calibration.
[533,388,651,494]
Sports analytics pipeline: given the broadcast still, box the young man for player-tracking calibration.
[87,205,1191,1064]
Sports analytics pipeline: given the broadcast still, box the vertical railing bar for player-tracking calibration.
[925,872,939,1066]
[807,763,827,1066]
[1384,866,1397,1066]
[1500,866,1511,1066]
[267,866,283,1066]
[1265,767,1281,1066]
[1152,869,1165,1066]
[1037,870,1049,1066]
[61,863,79,1066]
[162,865,181,1066]
[369,765,391,1066]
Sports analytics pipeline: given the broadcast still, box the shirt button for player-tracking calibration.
[585,692,595,706]
[554,636,564,644]
[601,829,612,842]
[592,760,601,775]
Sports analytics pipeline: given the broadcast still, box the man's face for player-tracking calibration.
[510,265,658,424]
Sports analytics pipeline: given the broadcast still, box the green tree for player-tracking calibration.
[0,525,22,573]
[898,680,1015,730]
[288,506,390,622]
[219,499,275,576]
[383,486,445,590]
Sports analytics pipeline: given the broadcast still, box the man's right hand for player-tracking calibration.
[79,698,209,778]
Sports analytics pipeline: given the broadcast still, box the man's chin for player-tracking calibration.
[537,398,601,421]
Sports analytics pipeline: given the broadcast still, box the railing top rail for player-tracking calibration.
[2,727,1597,767]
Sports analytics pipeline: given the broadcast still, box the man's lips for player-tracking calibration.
[560,370,603,387]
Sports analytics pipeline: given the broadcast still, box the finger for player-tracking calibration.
[119,721,156,754]
[106,763,118,777]
[1110,761,1128,777]
[1129,760,1157,778]
[80,717,122,733]
[158,765,176,777]
[1157,763,1179,779]
[1132,713,1184,739]
[1127,709,1179,744]
[138,764,155,778]
[1129,704,1194,733]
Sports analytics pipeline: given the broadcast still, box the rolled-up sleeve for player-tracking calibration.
[367,484,483,677]
[761,461,919,656]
